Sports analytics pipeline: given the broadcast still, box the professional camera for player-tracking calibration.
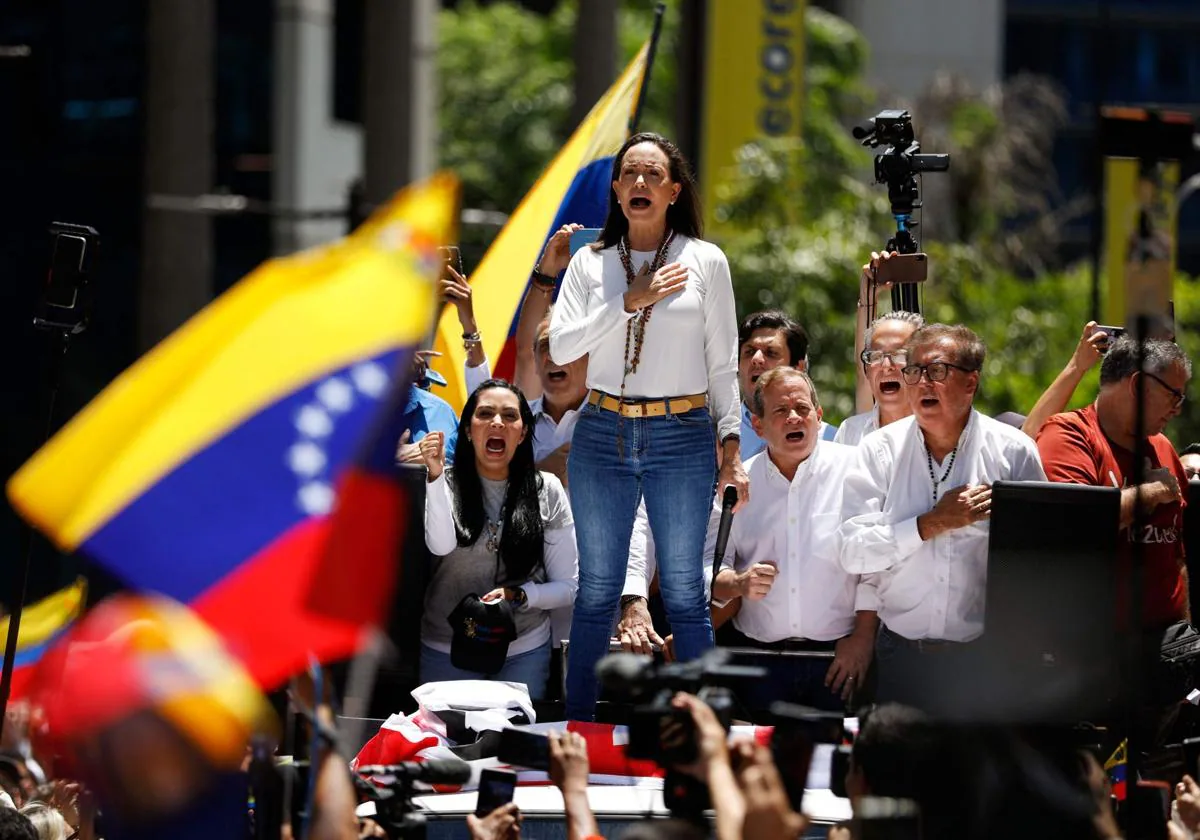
[596,649,765,765]
[353,759,472,840]
[853,109,950,313]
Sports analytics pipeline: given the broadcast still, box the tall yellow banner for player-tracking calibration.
[700,0,806,239]
[1103,158,1179,327]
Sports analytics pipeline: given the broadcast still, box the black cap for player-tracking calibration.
[448,594,517,675]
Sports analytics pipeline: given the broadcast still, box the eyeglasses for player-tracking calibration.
[860,349,908,368]
[900,361,978,385]
[1143,371,1186,408]
[1185,466,1200,480]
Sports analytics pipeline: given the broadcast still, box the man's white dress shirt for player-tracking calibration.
[838,411,1045,643]
[624,441,873,644]
[834,406,880,446]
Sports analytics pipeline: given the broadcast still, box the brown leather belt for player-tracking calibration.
[587,390,708,418]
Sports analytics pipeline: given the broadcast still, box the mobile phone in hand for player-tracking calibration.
[497,728,551,772]
[475,768,517,817]
[874,253,928,286]
[569,228,601,257]
[437,246,463,281]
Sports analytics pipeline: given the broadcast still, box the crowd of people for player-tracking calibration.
[406,131,1194,725]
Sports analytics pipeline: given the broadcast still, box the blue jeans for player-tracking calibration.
[565,401,717,721]
[419,641,551,700]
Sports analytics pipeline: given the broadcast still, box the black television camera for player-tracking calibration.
[353,759,472,840]
[853,110,950,314]
[597,649,765,765]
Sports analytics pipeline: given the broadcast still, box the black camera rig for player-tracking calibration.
[853,110,950,313]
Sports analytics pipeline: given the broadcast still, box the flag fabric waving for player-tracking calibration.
[7,174,459,689]
[430,43,650,412]
[1,577,86,699]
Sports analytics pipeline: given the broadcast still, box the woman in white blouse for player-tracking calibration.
[418,379,578,698]
[549,132,748,721]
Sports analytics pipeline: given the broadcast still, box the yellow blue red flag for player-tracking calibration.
[430,42,650,412]
[2,577,86,699]
[7,174,459,688]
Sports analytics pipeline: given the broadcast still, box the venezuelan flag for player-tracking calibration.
[2,578,86,699]
[430,42,650,411]
[1105,739,1127,801]
[7,175,459,689]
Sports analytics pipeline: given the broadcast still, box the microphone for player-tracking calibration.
[710,485,739,605]
[357,758,473,785]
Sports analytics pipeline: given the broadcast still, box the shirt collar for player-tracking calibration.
[762,438,820,487]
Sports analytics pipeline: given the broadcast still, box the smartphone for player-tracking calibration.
[475,768,517,817]
[35,222,100,334]
[769,703,845,812]
[569,228,601,257]
[875,252,928,286]
[437,245,462,280]
[497,728,551,772]
[1095,325,1125,351]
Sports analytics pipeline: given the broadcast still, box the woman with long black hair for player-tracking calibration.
[418,379,577,697]
[549,132,748,720]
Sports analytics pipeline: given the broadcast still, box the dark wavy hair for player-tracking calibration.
[594,132,703,249]
[450,379,545,584]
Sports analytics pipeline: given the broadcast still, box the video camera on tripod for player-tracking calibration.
[853,109,950,315]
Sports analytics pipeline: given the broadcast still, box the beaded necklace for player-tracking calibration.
[616,230,675,391]
[925,446,958,504]
[614,230,675,457]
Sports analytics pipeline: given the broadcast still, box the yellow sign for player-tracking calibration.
[700,0,806,239]
[1103,157,1178,327]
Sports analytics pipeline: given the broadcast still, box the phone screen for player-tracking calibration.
[475,769,517,817]
[497,728,551,772]
[569,228,601,257]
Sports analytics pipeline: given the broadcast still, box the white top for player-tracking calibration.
[424,470,579,655]
[837,411,1045,643]
[548,235,741,440]
[834,406,880,446]
[464,356,580,462]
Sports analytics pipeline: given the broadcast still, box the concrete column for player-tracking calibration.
[141,0,214,350]
[362,0,437,208]
[274,0,362,255]
[570,0,618,129]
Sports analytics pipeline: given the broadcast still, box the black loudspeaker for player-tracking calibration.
[961,481,1122,725]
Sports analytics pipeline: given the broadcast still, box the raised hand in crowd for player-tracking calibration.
[396,429,425,467]
[537,224,585,279]
[622,262,689,312]
[617,596,664,656]
[439,266,485,370]
[917,483,991,540]
[418,430,446,481]
[731,739,808,840]
[1175,775,1200,837]
[536,441,571,490]
[669,693,744,840]
[46,780,97,840]
[548,731,599,840]
[826,615,878,701]
[466,802,522,840]
[1021,321,1109,438]
[853,251,897,413]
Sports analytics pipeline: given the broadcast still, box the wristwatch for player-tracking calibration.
[530,267,557,290]
[511,587,528,608]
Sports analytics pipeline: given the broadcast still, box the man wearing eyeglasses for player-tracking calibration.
[1036,335,1192,631]
[838,323,1045,707]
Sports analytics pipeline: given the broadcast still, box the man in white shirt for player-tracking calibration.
[619,368,876,712]
[838,323,1045,710]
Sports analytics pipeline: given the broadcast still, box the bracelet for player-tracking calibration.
[461,330,481,341]
[531,268,557,289]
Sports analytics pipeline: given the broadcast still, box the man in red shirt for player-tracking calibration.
[1036,335,1192,630]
